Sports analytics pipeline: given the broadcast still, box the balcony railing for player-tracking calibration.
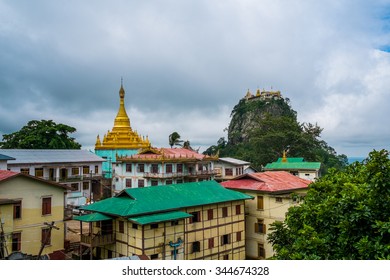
[44,174,102,183]
[80,233,115,247]
[143,170,218,178]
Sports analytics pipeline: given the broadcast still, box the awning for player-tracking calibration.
[73,212,112,222]
[128,211,192,225]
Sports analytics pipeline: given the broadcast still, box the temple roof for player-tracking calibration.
[95,83,151,150]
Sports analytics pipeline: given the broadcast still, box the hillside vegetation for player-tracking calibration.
[204,95,347,173]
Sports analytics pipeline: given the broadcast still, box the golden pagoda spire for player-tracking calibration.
[95,135,101,146]
[112,79,131,132]
[95,80,152,150]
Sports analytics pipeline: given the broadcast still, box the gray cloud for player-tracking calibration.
[1,0,390,158]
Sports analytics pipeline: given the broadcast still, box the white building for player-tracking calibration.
[0,149,105,207]
[213,157,255,182]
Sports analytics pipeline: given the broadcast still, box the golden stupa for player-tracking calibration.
[95,83,151,150]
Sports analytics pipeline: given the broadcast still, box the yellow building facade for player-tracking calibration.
[75,180,251,260]
[0,170,68,259]
[221,171,310,259]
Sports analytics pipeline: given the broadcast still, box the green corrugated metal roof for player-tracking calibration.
[73,212,112,222]
[264,161,321,170]
[276,157,304,163]
[129,211,192,225]
[81,180,253,217]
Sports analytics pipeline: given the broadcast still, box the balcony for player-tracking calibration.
[44,173,102,183]
[143,170,217,179]
[80,233,115,247]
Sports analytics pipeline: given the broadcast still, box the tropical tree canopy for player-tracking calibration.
[0,119,82,149]
[168,131,183,148]
[267,149,390,260]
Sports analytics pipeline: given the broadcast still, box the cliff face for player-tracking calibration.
[227,96,296,145]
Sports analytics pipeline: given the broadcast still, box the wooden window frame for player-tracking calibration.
[208,237,214,249]
[255,220,266,234]
[166,164,173,173]
[125,179,132,188]
[207,209,214,220]
[257,196,264,210]
[13,201,22,219]
[118,221,125,233]
[189,211,201,223]
[125,164,132,173]
[42,197,52,216]
[221,234,231,245]
[235,204,241,215]
[225,168,233,176]
[222,207,228,218]
[192,241,200,253]
[12,232,21,252]
[137,164,145,173]
[138,179,145,188]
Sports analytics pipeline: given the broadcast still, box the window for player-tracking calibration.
[12,232,21,252]
[207,209,214,220]
[95,165,99,174]
[137,164,145,172]
[151,180,158,186]
[171,220,179,226]
[72,167,80,175]
[20,168,29,175]
[13,201,22,219]
[222,207,228,218]
[166,180,173,185]
[118,221,124,233]
[138,179,145,188]
[132,224,138,230]
[225,168,233,176]
[83,181,89,190]
[166,164,172,173]
[125,179,132,188]
[42,197,52,215]
[41,228,51,246]
[223,254,229,260]
[151,223,158,229]
[126,164,132,172]
[71,183,79,191]
[151,164,158,173]
[275,197,283,203]
[189,211,201,223]
[255,220,266,234]
[151,254,159,260]
[192,241,200,253]
[176,179,183,184]
[257,196,264,210]
[236,231,242,242]
[35,168,43,178]
[221,234,231,245]
[258,243,266,259]
[235,205,241,215]
[208,238,214,249]
[177,164,183,173]
[83,166,90,174]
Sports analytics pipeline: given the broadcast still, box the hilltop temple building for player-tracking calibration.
[95,83,151,178]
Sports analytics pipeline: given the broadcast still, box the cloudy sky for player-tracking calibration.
[1,0,390,158]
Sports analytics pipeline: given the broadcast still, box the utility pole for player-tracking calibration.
[37,221,59,259]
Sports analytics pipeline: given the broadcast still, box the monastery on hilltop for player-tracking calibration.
[244,88,282,101]
[94,82,151,178]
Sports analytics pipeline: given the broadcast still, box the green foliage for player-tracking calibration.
[0,120,81,149]
[168,132,183,148]
[207,97,347,172]
[268,149,390,260]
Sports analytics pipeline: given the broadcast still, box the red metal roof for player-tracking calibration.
[128,148,207,160]
[220,171,311,193]
[0,170,19,181]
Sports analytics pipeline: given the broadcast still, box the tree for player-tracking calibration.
[267,149,390,259]
[168,132,183,148]
[0,120,82,149]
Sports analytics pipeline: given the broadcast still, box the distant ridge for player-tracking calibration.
[348,157,365,164]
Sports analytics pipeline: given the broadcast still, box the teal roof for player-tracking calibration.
[73,212,112,222]
[129,211,192,225]
[276,157,304,163]
[81,180,253,218]
[265,158,321,170]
